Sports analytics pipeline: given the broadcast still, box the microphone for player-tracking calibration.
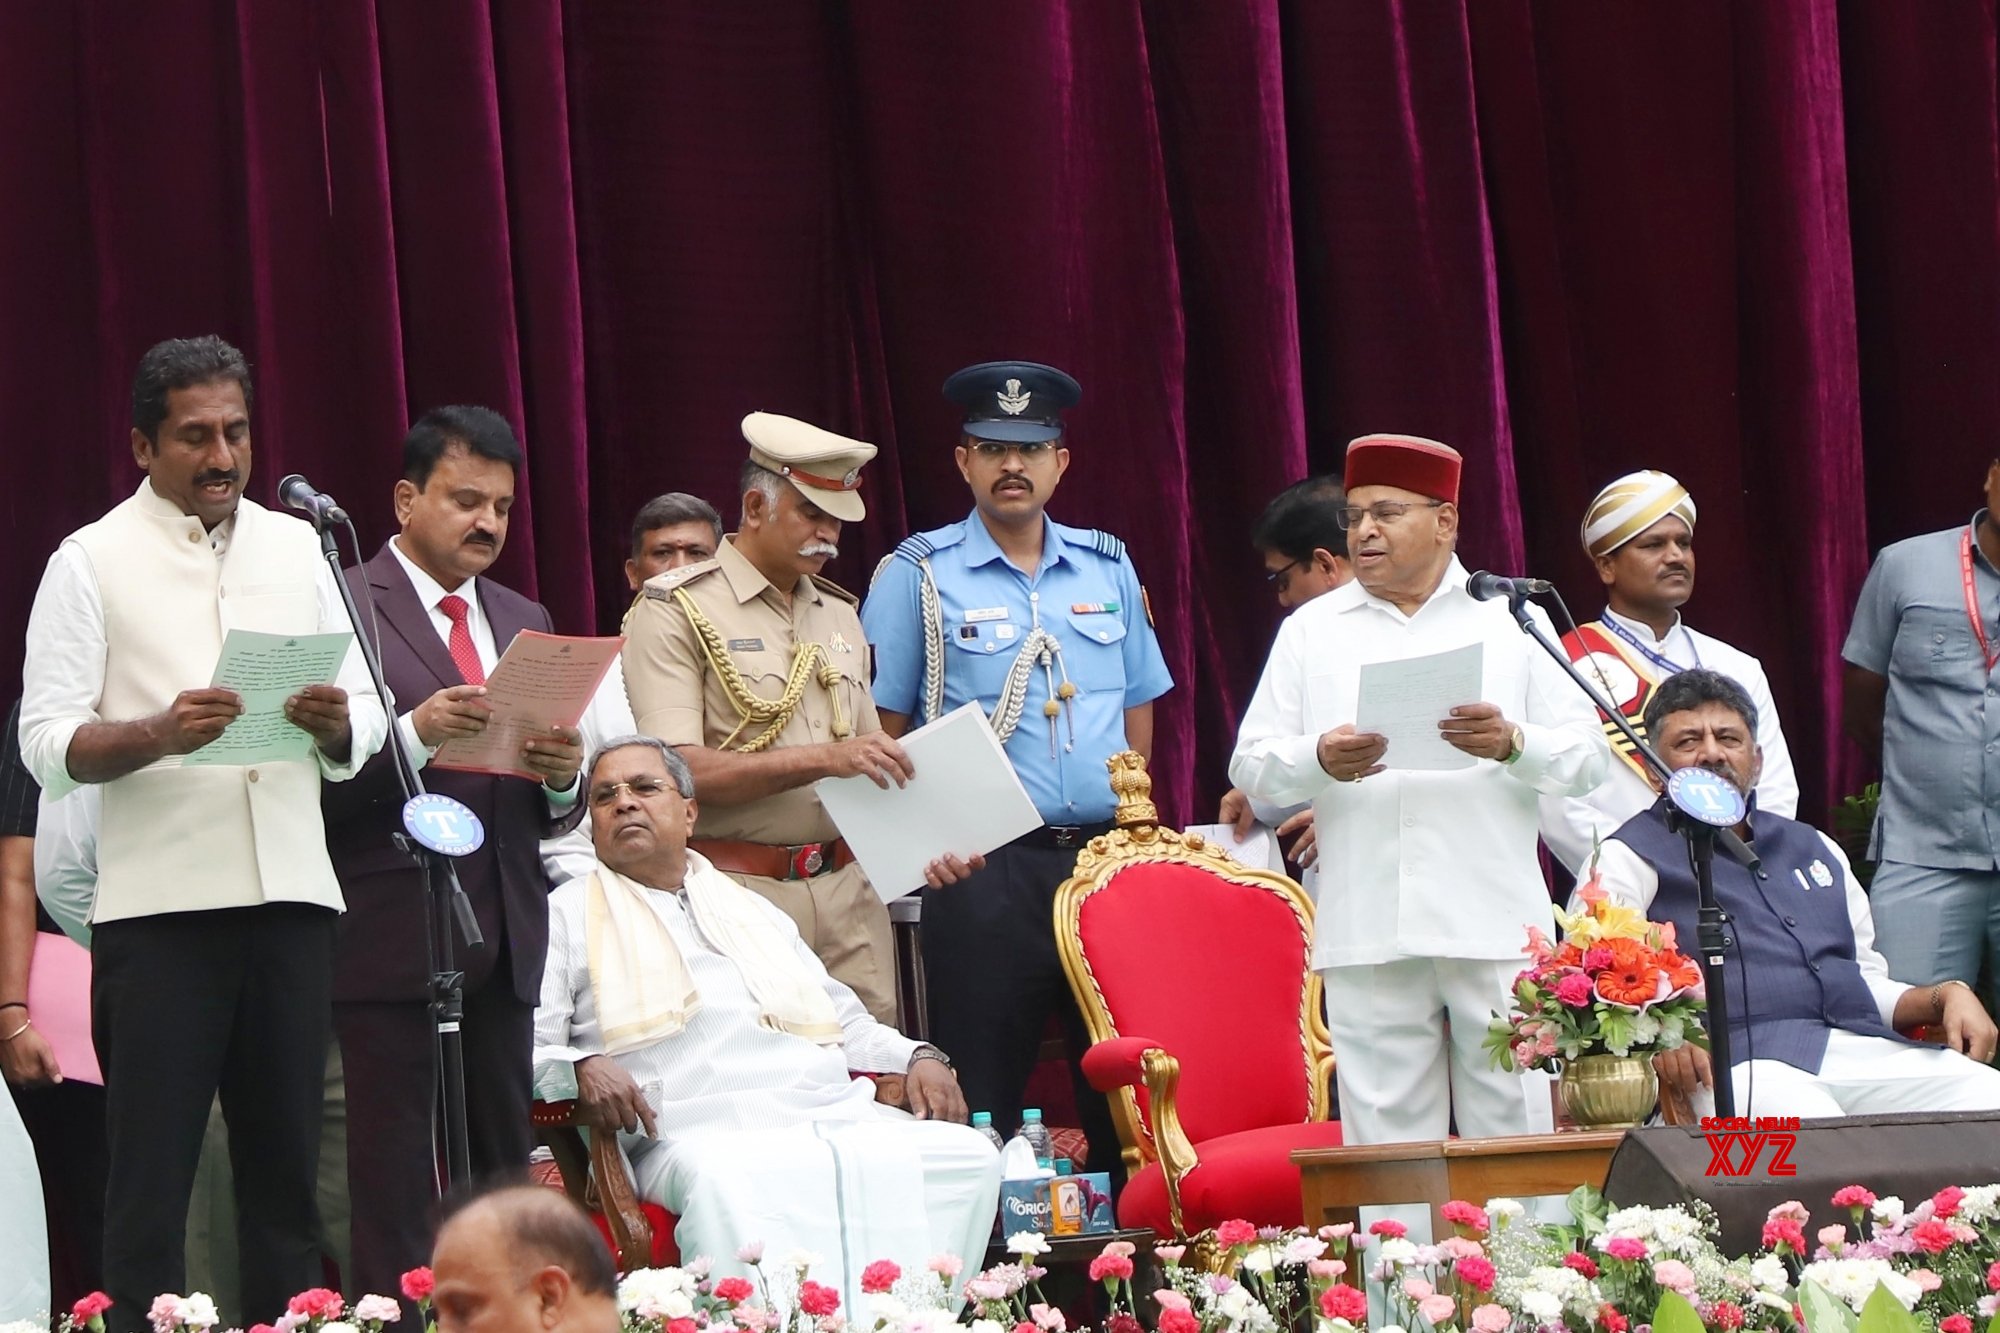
[278,474,350,528]
[1466,570,1553,602]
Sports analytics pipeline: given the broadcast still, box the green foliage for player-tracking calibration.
[1801,1278,1859,1333]
[1856,1281,1923,1333]
[1653,1290,1708,1333]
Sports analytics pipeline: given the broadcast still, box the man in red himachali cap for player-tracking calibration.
[1229,433,1610,1147]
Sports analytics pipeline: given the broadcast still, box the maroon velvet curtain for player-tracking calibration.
[4,0,1995,826]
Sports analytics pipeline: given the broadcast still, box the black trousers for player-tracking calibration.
[336,966,534,1302]
[919,838,1123,1185]
[11,1076,107,1313]
[92,904,335,1333]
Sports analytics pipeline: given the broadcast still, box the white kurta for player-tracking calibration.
[1540,609,1800,873]
[1229,558,1608,1143]
[533,863,999,1302]
[0,1087,49,1324]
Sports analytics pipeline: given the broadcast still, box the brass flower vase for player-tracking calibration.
[1559,1053,1657,1129]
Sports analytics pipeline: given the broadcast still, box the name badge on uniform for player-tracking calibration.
[1071,601,1121,615]
[728,638,764,652]
[995,624,1017,641]
[964,607,1009,623]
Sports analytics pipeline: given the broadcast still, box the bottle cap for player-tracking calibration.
[1023,1107,1044,1121]
[1055,1158,1073,1174]
[972,1111,992,1126]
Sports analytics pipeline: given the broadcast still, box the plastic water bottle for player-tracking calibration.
[1020,1107,1055,1171]
[973,1110,1007,1152]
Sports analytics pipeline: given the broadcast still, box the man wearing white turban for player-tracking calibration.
[1542,470,1798,874]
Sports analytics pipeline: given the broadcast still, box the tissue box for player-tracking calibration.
[998,1172,1117,1238]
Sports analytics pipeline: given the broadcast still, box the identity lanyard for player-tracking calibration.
[1960,529,2000,672]
[1600,612,1701,676]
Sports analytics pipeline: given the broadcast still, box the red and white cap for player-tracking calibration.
[1343,433,1462,504]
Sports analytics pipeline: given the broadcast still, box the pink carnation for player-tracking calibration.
[1935,1186,1967,1219]
[148,1296,181,1333]
[1831,1186,1877,1210]
[1088,1254,1134,1283]
[1708,1302,1746,1331]
[1402,1278,1436,1302]
[925,1254,963,1279]
[1654,1260,1697,1297]
[1369,1219,1409,1240]
[1320,1224,1356,1241]
[72,1295,113,1323]
[1442,1200,1492,1232]
[713,1279,755,1304]
[1767,1200,1810,1224]
[1987,1260,2000,1294]
[1817,1224,1846,1250]
[1762,1219,1807,1254]
[1157,1312,1198,1333]
[1942,1316,1974,1333]
[1604,1237,1648,1261]
[796,1283,839,1318]
[1912,1220,1959,1255]
[1308,1260,1347,1280]
[1910,1269,1943,1294]
[1421,1295,1458,1326]
[667,1319,697,1333]
[1455,1255,1497,1293]
[1215,1219,1258,1248]
[1152,1291,1192,1315]
[1320,1285,1368,1324]
[1438,1236,1485,1260]
[860,1261,901,1295]
[1471,1304,1511,1333]
[1555,972,1595,1008]
[287,1292,344,1321]
[1562,1252,1600,1279]
[1154,1245,1187,1265]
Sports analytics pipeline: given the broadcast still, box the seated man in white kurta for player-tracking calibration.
[533,735,999,1303]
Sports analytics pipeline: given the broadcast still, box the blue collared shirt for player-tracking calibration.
[861,511,1173,824]
[1842,511,2000,870]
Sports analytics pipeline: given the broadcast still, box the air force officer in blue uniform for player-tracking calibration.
[861,361,1172,1177]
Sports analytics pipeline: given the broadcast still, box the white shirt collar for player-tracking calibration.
[388,534,478,613]
[1602,605,1686,647]
[1330,555,1472,622]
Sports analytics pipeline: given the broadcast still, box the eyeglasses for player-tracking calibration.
[588,777,678,808]
[969,441,1056,460]
[1334,500,1446,531]
[1264,557,1303,586]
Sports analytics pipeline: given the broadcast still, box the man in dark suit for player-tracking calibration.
[323,406,585,1299]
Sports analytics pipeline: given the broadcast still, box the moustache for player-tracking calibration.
[798,541,839,560]
[463,532,498,547]
[993,478,1033,496]
[194,470,240,487]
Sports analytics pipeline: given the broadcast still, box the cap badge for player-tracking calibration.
[997,378,1032,416]
[840,468,860,487]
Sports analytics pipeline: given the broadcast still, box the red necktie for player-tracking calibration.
[437,594,486,686]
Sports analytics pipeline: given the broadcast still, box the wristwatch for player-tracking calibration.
[909,1043,953,1071]
[1502,725,1526,766]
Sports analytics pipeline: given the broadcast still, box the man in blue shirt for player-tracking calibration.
[861,360,1173,1175]
[1843,462,2000,1022]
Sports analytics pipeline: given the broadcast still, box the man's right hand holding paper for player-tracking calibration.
[1316,723,1387,783]
[412,684,492,747]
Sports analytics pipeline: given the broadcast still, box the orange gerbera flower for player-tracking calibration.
[1598,936,1650,971]
[1597,961,1664,1006]
[1657,949,1702,990]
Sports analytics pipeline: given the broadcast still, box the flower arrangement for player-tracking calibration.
[1483,871,1708,1072]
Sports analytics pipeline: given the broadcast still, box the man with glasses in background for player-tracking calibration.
[861,360,1172,1181]
[1216,475,1353,897]
[1230,434,1607,1146]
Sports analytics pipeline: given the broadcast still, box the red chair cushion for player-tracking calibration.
[587,1204,681,1269]
[1076,861,1319,1143]
[1114,1120,1346,1236]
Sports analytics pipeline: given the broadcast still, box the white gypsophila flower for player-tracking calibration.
[180,1297,221,1330]
[1872,1197,1905,1227]
[1749,1255,1788,1292]
[1378,1238,1419,1267]
[1,1321,48,1333]
[1007,1232,1050,1258]
[351,1297,401,1326]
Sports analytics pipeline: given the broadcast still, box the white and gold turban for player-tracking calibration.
[1581,470,1696,559]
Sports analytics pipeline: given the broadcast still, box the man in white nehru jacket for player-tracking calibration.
[1543,470,1797,875]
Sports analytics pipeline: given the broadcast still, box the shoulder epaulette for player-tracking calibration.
[1087,529,1125,562]
[640,557,722,601]
[885,524,967,568]
[810,573,860,606]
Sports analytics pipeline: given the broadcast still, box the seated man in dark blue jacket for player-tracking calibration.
[1589,667,2000,1119]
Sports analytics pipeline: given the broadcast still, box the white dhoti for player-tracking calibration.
[0,1083,50,1323]
[631,1110,1000,1308]
[1688,1029,2000,1120]
[1321,956,1554,1144]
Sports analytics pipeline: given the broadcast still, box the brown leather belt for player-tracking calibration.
[690,836,855,882]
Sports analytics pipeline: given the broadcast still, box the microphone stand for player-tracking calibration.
[1493,587,1749,1120]
[309,518,482,1188]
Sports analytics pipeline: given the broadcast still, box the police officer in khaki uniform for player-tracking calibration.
[621,413,907,1023]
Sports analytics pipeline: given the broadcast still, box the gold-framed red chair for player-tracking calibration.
[1055,751,1341,1239]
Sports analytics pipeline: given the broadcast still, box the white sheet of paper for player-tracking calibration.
[1184,822,1285,873]
[184,629,355,767]
[815,703,1042,902]
[1354,642,1485,771]
[432,631,623,781]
